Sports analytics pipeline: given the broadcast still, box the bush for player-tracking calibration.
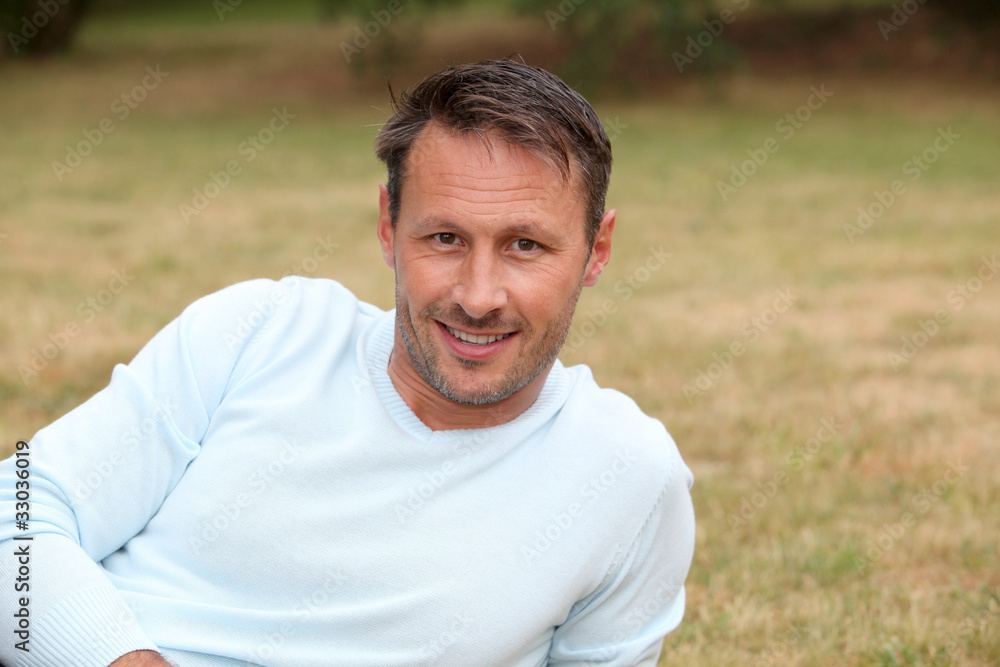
[0,0,91,60]
[328,0,739,93]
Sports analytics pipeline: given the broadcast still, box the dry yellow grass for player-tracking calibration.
[1,13,998,666]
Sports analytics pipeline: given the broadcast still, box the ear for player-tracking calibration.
[582,209,615,287]
[377,184,396,270]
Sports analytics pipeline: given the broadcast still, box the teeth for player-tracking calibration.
[446,325,511,345]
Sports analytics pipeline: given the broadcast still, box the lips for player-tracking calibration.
[444,324,512,346]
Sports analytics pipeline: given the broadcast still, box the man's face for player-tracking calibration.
[377,123,613,406]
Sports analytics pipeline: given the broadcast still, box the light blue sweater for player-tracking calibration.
[0,277,695,666]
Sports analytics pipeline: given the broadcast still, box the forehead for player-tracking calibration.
[399,123,585,221]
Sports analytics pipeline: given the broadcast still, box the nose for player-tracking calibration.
[451,249,508,320]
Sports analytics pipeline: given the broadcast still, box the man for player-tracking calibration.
[0,59,694,666]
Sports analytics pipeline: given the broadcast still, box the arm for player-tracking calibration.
[548,456,696,666]
[0,279,296,665]
[110,651,175,667]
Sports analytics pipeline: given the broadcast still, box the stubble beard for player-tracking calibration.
[394,279,583,406]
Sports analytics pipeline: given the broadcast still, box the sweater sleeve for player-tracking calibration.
[0,278,296,666]
[548,449,696,666]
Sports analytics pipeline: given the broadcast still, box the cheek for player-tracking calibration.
[399,256,452,303]
[512,272,576,319]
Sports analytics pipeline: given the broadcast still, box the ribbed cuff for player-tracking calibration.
[26,585,158,667]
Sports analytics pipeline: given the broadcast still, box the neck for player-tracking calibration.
[386,342,551,431]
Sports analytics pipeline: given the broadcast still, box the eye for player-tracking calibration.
[434,232,458,245]
[512,239,539,252]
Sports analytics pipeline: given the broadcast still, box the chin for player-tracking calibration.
[434,374,513,406]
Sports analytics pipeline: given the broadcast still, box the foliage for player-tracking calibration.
[935,0,1000,24]
[321,0,470,82]
[327,0,742,93]
[512,0,726,93]
[0,0,90,59]
[318,0,467,21]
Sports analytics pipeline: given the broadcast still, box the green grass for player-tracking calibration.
[2,10,999,667]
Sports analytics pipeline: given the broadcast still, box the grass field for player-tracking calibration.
[1,6,999,666]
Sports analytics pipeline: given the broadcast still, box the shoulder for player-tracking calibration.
[154,277,381,373]
[555,363,691,495]
[185,276,359,318]
[178,277,373,337]
[557,363,679,459]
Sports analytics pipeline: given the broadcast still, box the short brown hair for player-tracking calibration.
[374,59,612,246]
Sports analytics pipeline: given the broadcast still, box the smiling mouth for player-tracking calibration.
[444,324,513,346]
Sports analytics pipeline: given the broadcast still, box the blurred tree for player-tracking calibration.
[327,0,734,94]
[937,0,1000,23]
[322,0,469,83]
[511,0,734,94]
[1,0,90,59]
[319,0,467,21]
